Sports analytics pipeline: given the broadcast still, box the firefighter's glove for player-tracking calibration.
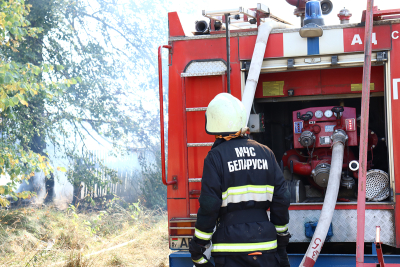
[192,255,214,267]
[189,240,214,267]
[277,233,291,267]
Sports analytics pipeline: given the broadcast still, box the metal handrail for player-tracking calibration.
[158,45,177,186]
[239,58,385,72]
[356,0,374,264]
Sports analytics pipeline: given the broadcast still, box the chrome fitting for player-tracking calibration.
[331,129,348,144]
[349,160,359,171]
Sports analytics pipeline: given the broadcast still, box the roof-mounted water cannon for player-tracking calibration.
[285,0,307,22]
[320,0,333,15]
[200,4,291,33]
[195,20,209,34]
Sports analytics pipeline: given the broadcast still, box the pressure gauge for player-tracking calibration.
[324,109,333,118]
[306,111,313,118]
[315,110,323,119]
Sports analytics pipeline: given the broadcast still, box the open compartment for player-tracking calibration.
[247,64,391,204]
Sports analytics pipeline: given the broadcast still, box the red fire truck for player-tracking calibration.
[158,1,400,266]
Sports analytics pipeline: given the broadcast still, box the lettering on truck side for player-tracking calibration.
[351,33,377,45]
[394,79,400,100]
[350,31,399,45]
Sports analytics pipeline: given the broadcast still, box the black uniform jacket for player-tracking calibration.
[193,137,290,256]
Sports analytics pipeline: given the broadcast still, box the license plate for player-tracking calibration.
[170,237,192,250]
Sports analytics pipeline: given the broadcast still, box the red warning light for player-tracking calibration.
[345,118,355,131]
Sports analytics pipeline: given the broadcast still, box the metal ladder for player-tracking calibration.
[183,91,212,218]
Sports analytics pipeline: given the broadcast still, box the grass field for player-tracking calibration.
[0,202,171,267]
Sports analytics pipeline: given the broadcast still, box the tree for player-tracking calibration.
[39,0,166,203]
[40,0,175,205]
[0,0,177,207]
[0,0,71,206]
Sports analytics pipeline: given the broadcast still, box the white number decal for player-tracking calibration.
[394,79,400,100]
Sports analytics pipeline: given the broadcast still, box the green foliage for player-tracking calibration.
[66,151,120,205]
[0,0,171,206]
[38,0,170,204]
[129,200,141,220]
[0,0,42,45]
[82,199,142,235]
[0,147,50,206]
[0,0,76,206]
[67,196,143,237]
[83,210,107,235]
[139,147,166,209]
[66,203,79,222]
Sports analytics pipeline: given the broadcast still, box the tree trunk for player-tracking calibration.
[72,184,82,206]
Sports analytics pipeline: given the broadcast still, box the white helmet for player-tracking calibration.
[205,93,247,135]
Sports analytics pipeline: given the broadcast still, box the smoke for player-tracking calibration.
[13,149,145,209]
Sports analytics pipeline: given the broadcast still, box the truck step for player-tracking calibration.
[186,107,207,112]
[187,143,213,147]
[189,178,202,182]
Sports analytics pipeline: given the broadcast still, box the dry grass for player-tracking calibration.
[0,204,171,267]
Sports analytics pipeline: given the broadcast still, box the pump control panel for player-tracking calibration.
[292,106,357,149]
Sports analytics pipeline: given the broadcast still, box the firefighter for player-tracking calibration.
[189,93,291,267]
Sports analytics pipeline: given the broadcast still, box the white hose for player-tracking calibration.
[299,131,347,267]
[240,17,347,267]
[241,19,292,124]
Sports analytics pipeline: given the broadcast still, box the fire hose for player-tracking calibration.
[242,19,292,124]
[241,18,352,267]
[299,129,348,267]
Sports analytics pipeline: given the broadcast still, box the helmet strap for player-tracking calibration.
[215,127,250,141]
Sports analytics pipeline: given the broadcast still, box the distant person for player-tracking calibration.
[189,93,291,267]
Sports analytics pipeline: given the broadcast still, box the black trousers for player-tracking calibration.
[213,252,280,267]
